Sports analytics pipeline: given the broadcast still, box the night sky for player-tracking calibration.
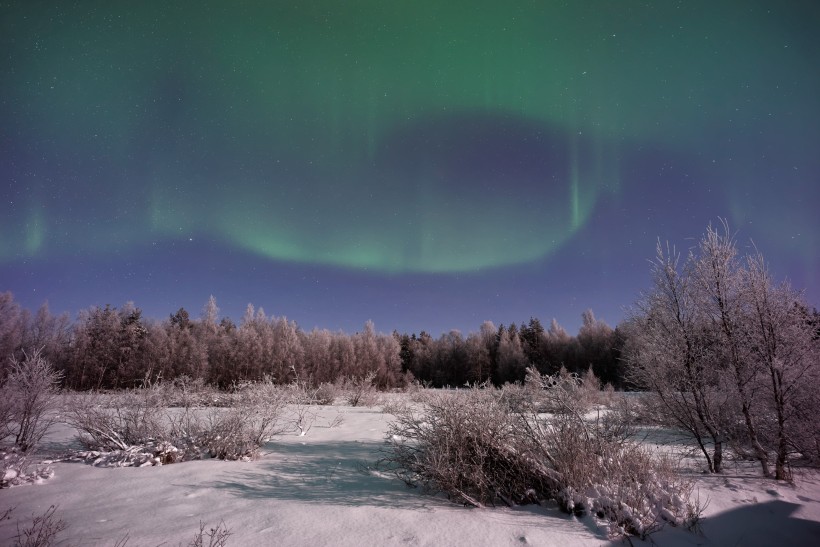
[2,1,819,335]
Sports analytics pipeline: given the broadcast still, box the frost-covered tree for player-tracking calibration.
[201,295,220,330]
[0,292,24,367]
[330,331,356,381]
[691,222,770,475]
[625,240,732,473]
[22,301,71,368]
[1,348,62,451]
[165,309,208,381]
[270,316,303,383]
[301,328,334,384]
[206,317,239,388]
[376,331,402,388]
[626,222,820,478]
[743,252,820,478]
[353,320,382,379]
[496,326,528,384]
[70,304,148,389]
[237,304,268,381]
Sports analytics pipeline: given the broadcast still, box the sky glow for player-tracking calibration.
[2,1,818,334]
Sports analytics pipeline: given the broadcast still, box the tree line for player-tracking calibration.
[0,293,625,391]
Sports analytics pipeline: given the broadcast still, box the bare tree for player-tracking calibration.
[624,241,731,472]
[627,222,820,478]
[692,222,770,476]
[2,349,63,452]
[0,292,24,366]
[743,252,820,479]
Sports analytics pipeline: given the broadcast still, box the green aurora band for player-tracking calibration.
[2,2,817,272]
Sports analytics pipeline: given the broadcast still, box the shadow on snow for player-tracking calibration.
[205,440,439,510]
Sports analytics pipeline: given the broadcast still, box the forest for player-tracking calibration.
[0,291,624,392]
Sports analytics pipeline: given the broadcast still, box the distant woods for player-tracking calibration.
[0,293,626,391]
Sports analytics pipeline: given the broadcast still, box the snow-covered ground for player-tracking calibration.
[3,400,820,546]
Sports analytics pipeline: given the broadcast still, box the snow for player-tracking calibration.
[3,400,820,546]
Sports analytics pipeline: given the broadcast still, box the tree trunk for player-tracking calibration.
[713,438,723,473]
[739,398,771,477]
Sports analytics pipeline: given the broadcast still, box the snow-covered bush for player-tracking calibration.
[66,386,167,452]
[524,366,599,416]
[520,407,699,537]
[198,381,288,460]
[383,388,553,507]
[311,382,339,406]
[1,448,54,488]
[66,381,289,465]
[1,349,63,452]
[498,381,541,413]
[287,379,338,406]
[382,385,702,539]
[168,376,227,408]
[343,371,380,407]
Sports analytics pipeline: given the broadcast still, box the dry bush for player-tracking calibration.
[380,395,413,417]
[66,387,167,452]
[197,381,288,460]
[311,382,339,405]
[1,349,63,452]
[343,371,381,407]
[525,367,599,417]
[168,376,227,408]
[520,409,699,537]
[12,505,67,547]
[187,520,231,547]
[288,380,338,406]
[382,385,702,539]
[499,382,541,413]
[0,388,15,444]
[285,378,330,436]
[66,381,288,464]
[406,382,437,405]
[383,388,554,507]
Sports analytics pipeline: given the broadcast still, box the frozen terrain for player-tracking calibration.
[3,400,820,546]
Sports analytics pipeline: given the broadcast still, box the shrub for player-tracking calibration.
[12,505,67,547]
[384,388,557,508]
[519,407,698,537]
[498,382,540,413]
[168,376,227,407]
[188,520,231,547]
[66,386,166,452]
[343,371,380,407]
[198,381,288,460]
[288,380,338,406]
[524,366,597,417]
[66,381,289,464]
[382,385,702,539]
[312,382,339,406]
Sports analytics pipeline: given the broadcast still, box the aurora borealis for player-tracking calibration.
[2,1,819,334]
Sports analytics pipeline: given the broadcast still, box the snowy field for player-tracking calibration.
[3,398,820,546]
